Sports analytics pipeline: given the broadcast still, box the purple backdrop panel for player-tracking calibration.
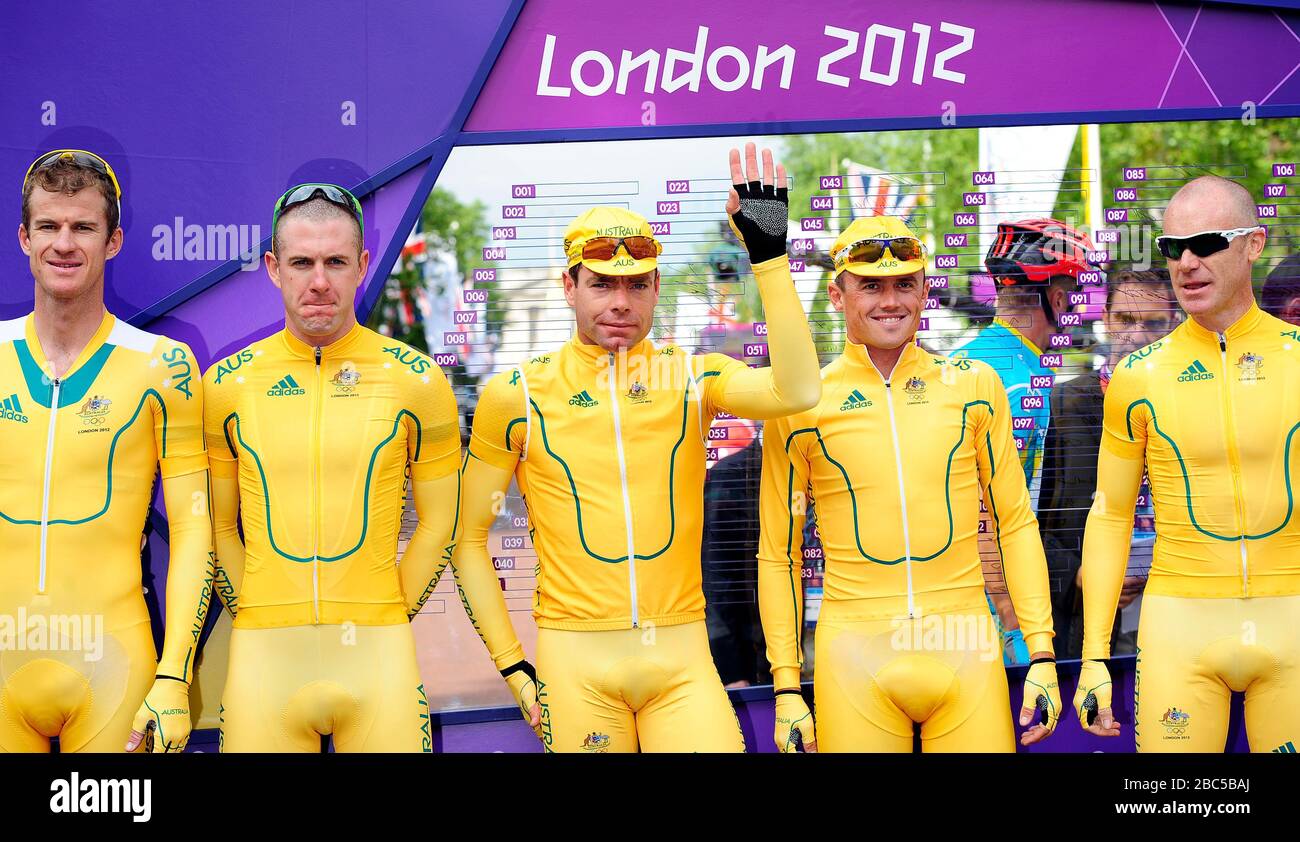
[144,162,432,369]
[0,0,514,323]
[465,0,1299,133]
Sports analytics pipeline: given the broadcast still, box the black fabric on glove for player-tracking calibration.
[730,179,789,264]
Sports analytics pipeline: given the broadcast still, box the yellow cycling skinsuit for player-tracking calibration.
[759,340,1055,752]
[0,311,212,752]
[1082,304,1300,752]
[457,254,820,752]
[204,322,460,752]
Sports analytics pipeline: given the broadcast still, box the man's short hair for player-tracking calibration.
[21,156,119,237]
[1263,253,1300,316]
[1105,267,1173,308]
[272,196,363,257]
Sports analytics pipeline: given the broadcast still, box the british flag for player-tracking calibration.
[842,161,924,221]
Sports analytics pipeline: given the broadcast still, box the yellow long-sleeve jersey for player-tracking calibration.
[1082,304,1300,659]
[462,255,822,634]
[0,311,211,678]
[203,322,461,630]
[758,340,1055,690]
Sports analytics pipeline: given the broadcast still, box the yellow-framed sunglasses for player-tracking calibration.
[23,149,122,206]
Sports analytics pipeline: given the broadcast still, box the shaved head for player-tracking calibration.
[1163,175,1258,235]
[1160,175,1266,331]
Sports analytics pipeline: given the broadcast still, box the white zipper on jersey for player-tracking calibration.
[311,347,323,622]
[37,377,61,593]
[1218,333,1249,596]
[607,351,639,628]
[868,347,916,618]
[881,380,917,618]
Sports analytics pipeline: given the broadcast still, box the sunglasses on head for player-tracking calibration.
[833,237,924,268]
[578,235,661,262]
[1155,226,1262,260]
[23,149,122,204]
[273,183,364,229]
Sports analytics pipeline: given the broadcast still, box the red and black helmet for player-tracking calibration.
[984,217,1097,287]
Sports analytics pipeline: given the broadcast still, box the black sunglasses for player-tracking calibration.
[273,183,364,229]
[1155,227,1262,260]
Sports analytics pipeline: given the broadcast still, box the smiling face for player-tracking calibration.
[266,213,368,346]
[563,265,660,352]
[828,269,927,350]
[19,186,121,304]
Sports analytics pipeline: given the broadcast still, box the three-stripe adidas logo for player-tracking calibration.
[1177,359,1214,382]
[267,375,306,397]
[1274,741,1297,754]
[0,394,29,424]
[568,390,598,408]
[839,389,873,411]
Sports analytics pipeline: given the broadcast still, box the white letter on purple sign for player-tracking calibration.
[817,26,859,88]
[663,26,708,93]
[753,43,795,90]
[537,34,572,97]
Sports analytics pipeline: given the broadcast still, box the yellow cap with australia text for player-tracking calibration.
[563,207,662,276]
[830,215,927,278]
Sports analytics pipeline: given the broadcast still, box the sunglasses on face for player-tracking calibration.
[833,237,924,269]
[578,235,661,262]
[1155,226,1262,260]
[273,183,364,230]
[23,149,122,205]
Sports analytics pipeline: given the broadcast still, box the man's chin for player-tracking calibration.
[297,316,342,338]
[595,328,645,352]
[37,273,98,300]
[862,325,915,350]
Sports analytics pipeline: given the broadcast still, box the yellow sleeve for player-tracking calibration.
[406,362,461,482]
[757,413,811,691]
[153,344,215,681]
[202,362,242,618]
[397,363,463,616]
[466,369,527,471]
[697,256,821,420]
[1080,364,1148,660]
[450,371,527,670]
[973,362,1054,655]
[401,471,461,617]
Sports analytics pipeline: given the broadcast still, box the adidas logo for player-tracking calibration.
[266,375,306,396]
[839,389,873,411]
[568,390,598,408]
[1177,359,1214,382]
[0,394,29,424]
[1274,741,1297,754]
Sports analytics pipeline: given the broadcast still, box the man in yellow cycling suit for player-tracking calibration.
[454,143,821,752]
[758,215,1060,753]
[1,150,213,753]
[1076,176,1300,752]
[204,184,523,751]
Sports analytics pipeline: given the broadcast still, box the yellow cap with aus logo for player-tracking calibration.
[563,207,662,276]
[830,215,927,278]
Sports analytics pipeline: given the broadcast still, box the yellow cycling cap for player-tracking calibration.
[830,215,927,278]
[563,207,662,276]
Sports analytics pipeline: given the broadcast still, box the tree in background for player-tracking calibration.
[367,186,502,351]
[778,130,977,355]
[1054,117,1300,283]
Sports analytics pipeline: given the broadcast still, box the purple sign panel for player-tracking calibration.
[466,0,1299,133]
